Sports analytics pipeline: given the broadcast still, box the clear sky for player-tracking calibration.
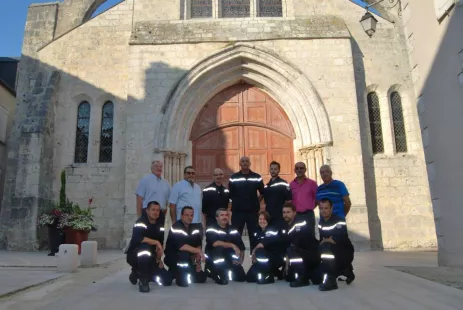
[0,0,377,57]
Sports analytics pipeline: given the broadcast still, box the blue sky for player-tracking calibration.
[0,0,376,57]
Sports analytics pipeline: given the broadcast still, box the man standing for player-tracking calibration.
[135,160,171,225]
[262,161,292,225]
[229,156,265,250]
[289,162,318,234]
[202,168,231,229]
[316,165,352,218]
[164,206,207,287]
[126,201,172,293]
[169,166,202,224]
[205,208,246,285]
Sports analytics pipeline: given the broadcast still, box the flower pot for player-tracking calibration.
[47,224,64,255]
[64,228,90,254]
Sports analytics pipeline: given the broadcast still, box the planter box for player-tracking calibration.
[64,228,89,254]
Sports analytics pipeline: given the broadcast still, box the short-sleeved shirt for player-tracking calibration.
[262,177,292,222]
[168,179,202,224]
[135,174,171,210]
[316,180,349,218]
[289,177,318,213]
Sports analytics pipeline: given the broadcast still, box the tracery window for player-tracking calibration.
[390,91,408,153]
[221,0,250,18]
[259,0,282,17]
[191,0,213,18]
[74,101,91,163]
[367,92,384,154]
[99,101,114,163]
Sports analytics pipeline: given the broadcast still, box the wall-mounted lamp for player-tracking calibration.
[360,0,402,37]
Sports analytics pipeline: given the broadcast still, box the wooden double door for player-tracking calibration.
[191,83,295,189]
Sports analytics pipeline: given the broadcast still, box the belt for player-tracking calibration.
[297,210,314,214]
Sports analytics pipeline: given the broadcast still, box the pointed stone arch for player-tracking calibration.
[155,43,332,154]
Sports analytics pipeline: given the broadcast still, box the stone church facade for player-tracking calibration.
[0,0,437,251]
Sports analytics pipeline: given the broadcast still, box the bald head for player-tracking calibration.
[213,168,224,185]
[320,164,333,183]
[239,156,251,173]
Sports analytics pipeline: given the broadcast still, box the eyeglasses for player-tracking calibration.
[295,167,306,170]
[185,171,196,175]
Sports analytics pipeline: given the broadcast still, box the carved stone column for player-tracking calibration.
[162,151,187,186]
[299,144,329,184]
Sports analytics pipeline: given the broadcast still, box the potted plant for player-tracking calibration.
[60,199,97,254]
[37,205,65,256]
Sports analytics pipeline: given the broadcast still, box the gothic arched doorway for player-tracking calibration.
[191,83,295,188]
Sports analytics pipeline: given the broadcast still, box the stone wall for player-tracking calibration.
[294,0,436,249]
[36,0,134,248]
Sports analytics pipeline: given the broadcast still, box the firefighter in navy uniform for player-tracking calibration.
[281,202,321,288]
[202,168,231,228]
[205,208,246,285]
[262,161,292,226]
[126,201,172,293]
[318,198,355,291]
[246,211,286,284]
[229,156,265,250]
[164,206,207,287]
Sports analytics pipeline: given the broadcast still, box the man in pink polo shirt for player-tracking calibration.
[289,162,318,235]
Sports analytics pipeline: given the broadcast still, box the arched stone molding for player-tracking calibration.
[156,43,332,155]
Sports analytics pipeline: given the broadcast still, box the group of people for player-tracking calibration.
[127,157,355,293]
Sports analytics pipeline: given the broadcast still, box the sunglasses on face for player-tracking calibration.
[185,171,196,175]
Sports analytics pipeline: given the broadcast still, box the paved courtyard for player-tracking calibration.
[1,250,462,310]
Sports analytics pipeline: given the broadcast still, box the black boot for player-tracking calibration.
[345,268,356,285]
[289,274,309,288]
[319,275,338,292]
[129,271,138,285]
[139,279,150,293]
[257,273,275,285]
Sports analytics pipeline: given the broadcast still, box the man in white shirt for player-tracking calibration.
[169,166,202,224]
[135,160,171,225]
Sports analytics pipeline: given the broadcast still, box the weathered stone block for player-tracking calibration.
[57,244,79,272]
[81,241,98,267]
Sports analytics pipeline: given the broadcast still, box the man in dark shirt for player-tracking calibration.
[126,201,172,293]
[205,208,246,285]
[262,161,292,225]
[229,156,265,250]
[164,206,207,287]
[318,198,355,291]
[202,168,231,229]
[282,202,321,288]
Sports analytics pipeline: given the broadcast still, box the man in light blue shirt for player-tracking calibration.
[135,160,171,224]
[316,165,351,219]
[169,166,202,224]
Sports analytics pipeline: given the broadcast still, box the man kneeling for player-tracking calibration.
[318,198,355,291]
[282,202,321,287]
[205,208,246,285]
[126,201,172,293]
[164,206,207,287]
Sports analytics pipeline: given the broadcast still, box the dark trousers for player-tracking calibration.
[246,248,284,282]
[285,245,321,284]
[319,243,354,278]
[297,210,316,235]
[232,211,258,249]
[164,251,207,286]
[205,246,246,283]
[126,243,172,286]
